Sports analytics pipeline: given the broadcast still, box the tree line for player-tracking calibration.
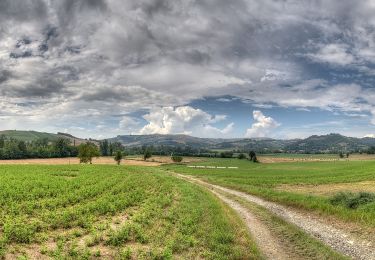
[0,136,78,159]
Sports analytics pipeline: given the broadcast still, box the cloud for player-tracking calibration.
[1,1,375,137]
[306,44,355,66]
[245,110,280,138]
[364,134,375,138]
[140,106,234,137]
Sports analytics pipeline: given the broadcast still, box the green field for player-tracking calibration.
[0,165,259,259]
[164,159,375,227]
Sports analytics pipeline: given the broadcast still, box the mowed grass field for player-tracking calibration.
[165,159,375,228]
[0,165,259,259]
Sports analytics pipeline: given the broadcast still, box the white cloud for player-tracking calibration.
[245,110,280,138]
[364,134,375,138]
[307,44,355,66]
[139,106,234,137]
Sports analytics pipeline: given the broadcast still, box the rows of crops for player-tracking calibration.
[0,165,258,259]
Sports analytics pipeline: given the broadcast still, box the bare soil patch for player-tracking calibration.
[0,157,161,166]
[0,156,202,166]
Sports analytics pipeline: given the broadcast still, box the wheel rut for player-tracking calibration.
[177,174,375,260]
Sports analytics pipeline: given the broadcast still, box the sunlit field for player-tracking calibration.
[0,165,259,259]
[165,158,375,228]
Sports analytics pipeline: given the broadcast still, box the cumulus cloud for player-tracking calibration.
[245,111,280,138]
[140,106,234,137]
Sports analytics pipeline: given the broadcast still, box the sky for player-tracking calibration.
[1,0,375,139]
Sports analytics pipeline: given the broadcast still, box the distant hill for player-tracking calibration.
[109,134,220,148]
[0,130,98,146]
[0,130,59,142]
[2,130,375,153]
[111,133,375,153]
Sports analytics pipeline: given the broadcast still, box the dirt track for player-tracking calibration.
[178,174,375,260]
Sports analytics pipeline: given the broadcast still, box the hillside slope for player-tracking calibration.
[0,130,97,146]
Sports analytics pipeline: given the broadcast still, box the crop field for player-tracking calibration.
[0,165,259,259]
[165,159,375,229]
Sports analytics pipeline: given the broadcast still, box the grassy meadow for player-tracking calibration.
[0,165,259,259]
[164,159,375,228]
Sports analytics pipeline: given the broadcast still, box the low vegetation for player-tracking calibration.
[0,165,259,259]
[165,159,375,227]
[171,155,183,163]
[330,192,375,209]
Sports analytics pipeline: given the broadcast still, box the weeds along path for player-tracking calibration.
[209,188,291,259]
[177,174,375,260]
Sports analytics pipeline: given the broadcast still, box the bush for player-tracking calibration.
[220,151,233,158]
[237,153,246,159]
[329,192,375,209]
[171,155,183,163]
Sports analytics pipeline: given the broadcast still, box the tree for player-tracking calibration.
[54,138,71,157]
[237,153,246,159]
[143,148,152,161]
[248,151,258,163]
[249,151,256,161]
[339,152,344,158]
[100,139,109,156]
[78,143,100,164]
[114,150,123,165]
[346,152,350,158]
[252,154,259,163]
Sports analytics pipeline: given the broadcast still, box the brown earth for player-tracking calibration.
[0,156,202,166]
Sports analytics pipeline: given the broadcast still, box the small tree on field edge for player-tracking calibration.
[114,150,123,165]
[248,151,259,163]
[143,149,152,161]
[78,143,100,164]
[339,152,344,159]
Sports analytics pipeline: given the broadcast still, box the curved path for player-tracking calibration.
[177,174,375,260]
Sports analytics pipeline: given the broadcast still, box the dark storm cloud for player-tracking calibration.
[3,77,66,98]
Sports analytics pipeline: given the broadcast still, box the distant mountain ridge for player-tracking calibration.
[2,130,375,153]
[110,133,375,153]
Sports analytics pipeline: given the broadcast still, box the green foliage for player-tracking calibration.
[171,155,183,163]
[78,143,100,164]
[99,139,109,156]
[114,150,123,165]
[237,153,246,159]
[143,148,152,161]
[330,192,375,209]
[220,151,233,158]
[0,136,78,159]
[248,151,258,162]
[339,152,344,158]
